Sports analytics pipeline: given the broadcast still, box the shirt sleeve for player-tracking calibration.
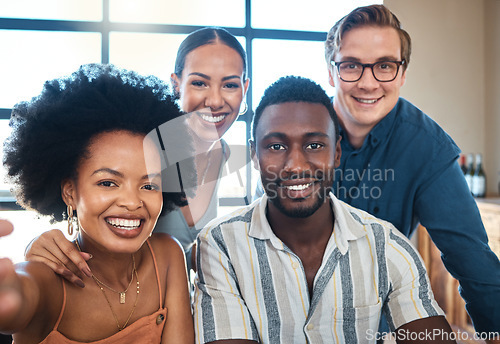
[193,226,259,344]
[415,155,500,333]
[384,227,445,331]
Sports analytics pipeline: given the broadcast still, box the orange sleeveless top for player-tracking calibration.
[27,241,167,344]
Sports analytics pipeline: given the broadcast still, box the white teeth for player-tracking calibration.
[356,98,378,104]
[284,183,311,191]
[106,218,141,230]
[201,114,225,123]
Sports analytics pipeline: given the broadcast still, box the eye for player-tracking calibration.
[340,62,360,70]
[376,62,396,71]
[306,143,324,150]
[268,143,285,151]
[191,80,206,87]
[142,183,161,191]
[98,180,117,187]
[223,82,240,89]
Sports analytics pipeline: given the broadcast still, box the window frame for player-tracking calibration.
[0,0,328,207]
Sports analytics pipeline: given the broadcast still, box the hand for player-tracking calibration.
[0,219,13,238]
[24,229,92,288]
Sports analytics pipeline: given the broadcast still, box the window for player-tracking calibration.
[0,0,382,261]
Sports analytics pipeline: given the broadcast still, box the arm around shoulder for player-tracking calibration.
[25,228,92,287]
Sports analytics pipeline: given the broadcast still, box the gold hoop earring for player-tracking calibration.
[239,101,248,116]
[67,204,78,236]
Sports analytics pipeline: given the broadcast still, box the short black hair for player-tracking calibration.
[174,27,248,81]
[251,76,340,142]
[4,63,194,222]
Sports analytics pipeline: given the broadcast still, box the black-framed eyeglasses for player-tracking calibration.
[331,60,406,82]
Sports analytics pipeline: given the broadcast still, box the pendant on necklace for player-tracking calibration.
[120,292,126,304]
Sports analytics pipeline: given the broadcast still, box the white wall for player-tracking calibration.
[385,0,499,195]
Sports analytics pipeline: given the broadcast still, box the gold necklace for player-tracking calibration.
[75,239,140,331]
[93,265,139,331]
[93,256,136,304]
[75,239,135,303]
[93,256,135,304]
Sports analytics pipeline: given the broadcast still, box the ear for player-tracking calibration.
[61,178,76,209]
[249,139,260,171]
[243,78,250,96]
[334,137,342,168]
[400,68,407,87]
[328,67,336,87]
[170,73,181,95]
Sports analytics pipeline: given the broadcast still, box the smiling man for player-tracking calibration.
[193,76,456,344]
[325,4,500,338]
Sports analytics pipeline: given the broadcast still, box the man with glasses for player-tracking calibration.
[325,4,500,340]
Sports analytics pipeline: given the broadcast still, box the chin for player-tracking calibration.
[270,197,324,218]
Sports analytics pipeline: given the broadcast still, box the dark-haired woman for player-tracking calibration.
[0,64,194,343]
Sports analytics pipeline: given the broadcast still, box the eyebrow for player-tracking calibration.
[92,168,161,180]
[261,132,330,141]
[188,72,241,82]
[338,56,400,63]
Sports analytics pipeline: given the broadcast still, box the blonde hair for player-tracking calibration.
[325,4,411,70]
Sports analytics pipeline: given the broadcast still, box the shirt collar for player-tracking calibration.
[339,98,401,151]
[248,193,367,254]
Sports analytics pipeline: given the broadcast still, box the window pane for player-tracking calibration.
[109,32,245,94]
[218,121,250,198]
[0,211,67,263]
[0,0,102,21]
[252,0,382,31]
[217,120,259,216]
[0,30,101,108]
[109,0,245,27]
[109,32,187,82]
[0,119,69,263]
[0,121,13,200]
[252,39,333,108]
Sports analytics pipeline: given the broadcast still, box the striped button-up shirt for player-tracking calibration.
[194,193,443,344]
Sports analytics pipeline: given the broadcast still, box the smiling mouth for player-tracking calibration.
[282,183,313,191]
[354,97,381,104]
[199,113,227,123]
[106,217,141,230]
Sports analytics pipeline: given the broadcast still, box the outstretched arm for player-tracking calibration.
[24,229,92,287]
[0,258,37,333]
[0,220,58,335]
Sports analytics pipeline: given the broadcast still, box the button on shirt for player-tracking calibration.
[194,193,443,344]
[333,98,500,332]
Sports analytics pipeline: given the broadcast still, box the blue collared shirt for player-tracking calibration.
[333,97,500,332]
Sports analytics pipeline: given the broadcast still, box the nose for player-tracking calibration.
[204,87,224,110]
[357,66,379,90]
[283,146,310,176]
[117,187,143,211]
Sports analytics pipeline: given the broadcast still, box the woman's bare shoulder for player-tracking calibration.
[148,234,185,263]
